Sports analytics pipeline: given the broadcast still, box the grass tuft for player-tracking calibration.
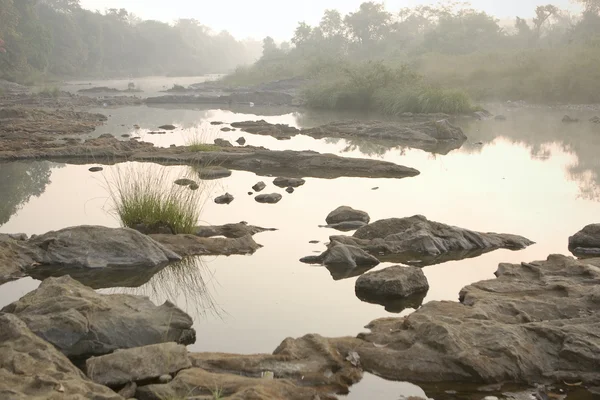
[184,126,221,152]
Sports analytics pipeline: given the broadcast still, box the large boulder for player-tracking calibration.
[355,265,429,301]
[86,343,191,387]
[354,255,600,385]
[326,206,370,225]
[0,313,122,400]
[569,224,600,257]
[1,276,196,359]
[0,234,34,285]
[325,215,534,266]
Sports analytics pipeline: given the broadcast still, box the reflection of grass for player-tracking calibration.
[105,163,204,234]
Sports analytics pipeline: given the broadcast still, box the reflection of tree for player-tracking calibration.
[0,161,55,226]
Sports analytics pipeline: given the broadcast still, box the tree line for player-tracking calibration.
[0,0,262,83]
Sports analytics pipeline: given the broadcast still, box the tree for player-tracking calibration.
[40,0,81,13]
[291,22,313,47]
[533,5,559,37]
[344,2,391,45]
[262,36,279,57]
[576,0,600,13]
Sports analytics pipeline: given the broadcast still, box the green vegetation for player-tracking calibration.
[106,165,203,235]
[37,86,60,98]
[184,127,220,152]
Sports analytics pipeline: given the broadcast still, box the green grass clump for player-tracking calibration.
[106,164,203,234]
[184,126,221,152]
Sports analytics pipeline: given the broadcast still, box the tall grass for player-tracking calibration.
[105,163,204,234]
[184,126,220,152]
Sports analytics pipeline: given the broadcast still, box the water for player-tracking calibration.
[2,79,600,399]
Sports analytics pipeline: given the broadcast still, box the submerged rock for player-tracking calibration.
[255,193,283,204]
[568,224,600,257]
[355,265,429,303]
[252,181,266,192]
[273,177,305,188]
[1,276,196,358]
[325,215,534,266]
[0,313,122,400]
[86,342,191,387]
[326,206,370,225]
[214,192,234,205]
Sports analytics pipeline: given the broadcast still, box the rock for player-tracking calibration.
[568,224,600,257]
[189,183,199,190]
[151,234,262,256]
[196,166,232,180]
[158,124,177,130]
[273,177,305,188]
[194,222,276,238]
[300,243,380,270]
[220,127,234,132]
[473,111,491,120]
[214,138,233,147]
[0,234,36,284]
[148,131,166,135]
[236,136,246,145]
[255,193,282,204]
[325,215,534,266]
[326,206,370,225]
[354,254,600,385]
[86,343,191,386]
[0,313,122,400]
[320,221,368,232]
[118,382,137,398]
[158,374,172,384]
[355,266,429,303]
[591,116,600,124]
[88,166,103,172]
[248,191,253,195]
[494,115,507,121]
[2,276,196,358]
[286,187,294,193]
[210,121,224,125]
[562,115,579,123]
[214,192,234,205]
[252,181,267,192]
[309,240,320,244]
[231,120,300,140]
[121,134,131,137]
[174,178,196,186]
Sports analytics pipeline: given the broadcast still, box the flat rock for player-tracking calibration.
[231,120,299,140]
[196,166,232,180]
[255,193,282,204]
[174,178,196,186]
[326,206,370,225]
[194,222,276,238]
[326,215,534,266]
[569,224,600,257]
[355,265,429,302]
[273,177,305,188]
[86,342,191,387]
[354,254,600,385]
[300,243,380,270]
[151,233,262,256]
[252,181,266,192]
[0,313,122,400]
[1,276,196,358]
[88,166,103,172]
[214,192,234,205]
[158,124,177,130]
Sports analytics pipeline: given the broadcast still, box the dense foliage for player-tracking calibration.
[0,0,262,82]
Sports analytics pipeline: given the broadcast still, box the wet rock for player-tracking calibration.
[210,121,224,125]
[86,343,191,387]
[158,124,177,130]
[148,131,166,135]
[273,177,305,188]
[248,191,253,195]
[121,134,131,137]
[214,138,233,147]
[194,222,276,238]
[568,224,600,257]
[174,178,196,186]
[355,254,600,385]
[320,221,368,232]
[118,382,137,398]
[359,291,427,313]
[355,266,429,302]
[196,166,232,180]
[214,192,234,205]
[252,181,266,192]
[591,116,600,124]
[301,243,380,270]
[189,183,199,190]
[325,215,534,266]
[220,127,234,132]
[236,136,246,145]
[286,187,294,193]
[309,240,320,244]
[326,206,370,225]
[494,115,507,121]
[0,313,122,400]
[1,276,196,358]
[0,234,36,284]
[231,120,300,140]
[151,234,262,256]
[562,115,579,123]
[255,193,282,204]
[88,166,103,172]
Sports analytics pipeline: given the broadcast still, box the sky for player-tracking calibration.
[79,0,581,40]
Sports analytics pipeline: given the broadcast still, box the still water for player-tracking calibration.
[1,89,600,399]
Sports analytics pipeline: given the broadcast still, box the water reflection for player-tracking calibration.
[356,290,427,314]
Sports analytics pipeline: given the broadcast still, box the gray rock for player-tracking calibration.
[2,276,196,358]
[355,266,429,300]
[255,193,282,204]
[88,166,103,172]
[196,166,232,180]
[252,181,266,192]
[0,313,122,400]
[189,183,199,190]
[286,187,295,193]
[174,178,196,186]
[562,115,579,123]
[158,374,173,383]
[273,177,305,188]
[158,124,177,130]
[236,136,246,145]
[326,206,370,225]
[569,224,600,257]
[86,343,191,386]
[151,233,262,256]
[320,221,368,232]
[210,121,224,125]
[214,138,233,147]
[231,120,299,140]
[325,215,534,266]
[118,382,137,398]
[194,222,276,238]
[300,243,380,269]
[214,192,234,205]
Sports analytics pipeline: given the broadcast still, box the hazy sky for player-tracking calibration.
[79,0,581,40]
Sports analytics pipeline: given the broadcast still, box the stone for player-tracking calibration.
[220,127,234,132]
[231,120,300,140]
[255,193,282,204]
[189,183,199,190]
[326,206,370,225]
[158,124,177,130]
[355,265,429,302]
[158,374,172,384]
[210,121,224,125]
[321,221,368,232]
[214,193,234,205]
[300,243,380,269]
[196,166,232,180]
[194,222,276,238]
[214,138,233,147]
[273,177,305,188]
[118,382,137,398]
[2,276,196,358]
[88,166,103,172]
[286,187,294,193]
[151,234,262,256]
[0,313,122,400]
[252,181,266,192]
[236,136,246,145]
[174,178,196,186]
[562,115,579,123]
[86,343,191,386]
[569,224,600,257]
